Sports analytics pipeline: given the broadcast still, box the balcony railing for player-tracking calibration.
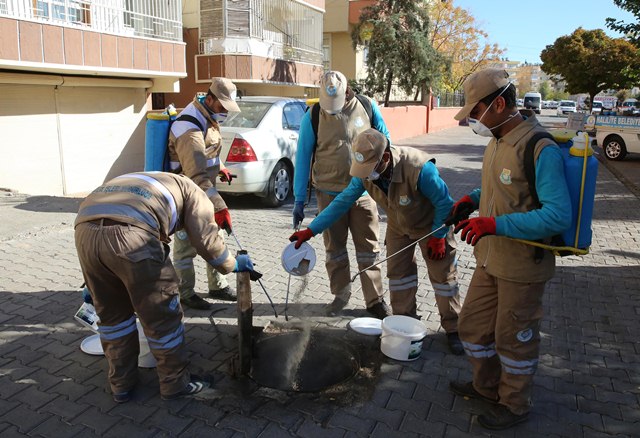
[0,0,182,42]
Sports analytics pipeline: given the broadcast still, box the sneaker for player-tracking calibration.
[113,390,132,404]
[478,404,529,430]
[366,300,392,320]
[161,376,210,401]
[449,381,498,404]
[446,332,465,355]
[208,286,237,301]
[325,296,349,316]
[182,295,212,310]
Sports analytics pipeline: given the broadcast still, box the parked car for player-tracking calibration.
[620,99,640,116]
[217,97,307,207]
[524,92,542,114]
[590,101,603,114]
[547,100,559,109]
[517,98,524,107]
[557,100,577,115]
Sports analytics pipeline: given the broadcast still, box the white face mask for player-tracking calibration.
[212,113,227,123]
[469,82,516,137]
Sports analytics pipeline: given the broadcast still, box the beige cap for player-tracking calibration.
[319,71,347,113]
[209,77,241,113]
[350,129,388,178]
[454,68,511,121]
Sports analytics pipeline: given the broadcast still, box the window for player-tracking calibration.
[282,102,305,130]
[33,0,89,24]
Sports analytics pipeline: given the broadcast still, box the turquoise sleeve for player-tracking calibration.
[469,188,481,206]
[294,111,315,202]
[371,101,391,140]
[417,162,453,238]
[495,147,572,239]
[309,178,365,234]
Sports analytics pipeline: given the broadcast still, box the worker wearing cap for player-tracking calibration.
[290,129,464,354]
[445,68,572,429]
[167,78,241,310]
[74,172,255,402]
[291,71,390,319]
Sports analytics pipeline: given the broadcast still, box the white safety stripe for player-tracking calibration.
[499,354,538,368]
[389,274,419,292]
[170,106,208,138]
[206,157,220,168]
[205,187,219,198]
[502,364,536,375]
[461,340,497,358]
[146,324,185,350]
[389,275,418,286]
[117,173,178,233]
[328,250,349,262]
[173,259,194,270]
[433,282,459,297]
[208,248,230,266]
[356,251,377,263]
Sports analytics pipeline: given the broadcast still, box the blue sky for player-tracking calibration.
[453,0,638,64]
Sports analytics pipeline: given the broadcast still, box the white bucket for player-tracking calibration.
[380,316,428,361]
[136,321,157,368]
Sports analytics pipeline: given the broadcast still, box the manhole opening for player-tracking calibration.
[250,330,359,392]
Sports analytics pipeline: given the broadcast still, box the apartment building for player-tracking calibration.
[163,0,325,108]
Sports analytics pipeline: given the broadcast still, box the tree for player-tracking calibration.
[538,81,552,100]
[540,28,640,111]
[606,0,640,47]
[352,0,445,105]
[427,1,504,93]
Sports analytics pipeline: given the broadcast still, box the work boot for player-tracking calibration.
[449,381,498,404]
[446,332,465,355]
[208,286,237,301]
[366,300,392,320]
[112,389,133,404]
[161,375,210,401]
[478,404,529,430]
[182,294,212,310]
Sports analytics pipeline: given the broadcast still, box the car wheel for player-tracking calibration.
[262,161,292,207]
[603,135,627,161]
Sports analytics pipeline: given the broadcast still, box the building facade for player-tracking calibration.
[0,0,187,195]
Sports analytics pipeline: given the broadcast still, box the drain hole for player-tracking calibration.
[250,331,359,392]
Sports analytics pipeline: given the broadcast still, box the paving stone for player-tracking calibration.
[76,406,123,435]
[8,384,58,410]
[30,415,89,438]
[0,403,51,434]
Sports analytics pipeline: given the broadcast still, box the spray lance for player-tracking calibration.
[350,224,446,283]
[224,225,278,318]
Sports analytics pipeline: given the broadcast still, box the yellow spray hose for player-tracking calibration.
[573,132,589,248]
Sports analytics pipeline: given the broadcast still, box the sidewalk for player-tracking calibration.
[0,126,638,437]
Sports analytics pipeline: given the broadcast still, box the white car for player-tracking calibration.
[557,100,577,115]
[547,101,559,109]
[217,97,307,207]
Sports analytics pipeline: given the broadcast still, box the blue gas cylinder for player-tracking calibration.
[144,105,177,172]
[561,132,598,249]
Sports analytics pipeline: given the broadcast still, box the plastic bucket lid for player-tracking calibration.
[380,316,428,361]
[281,241,316,276]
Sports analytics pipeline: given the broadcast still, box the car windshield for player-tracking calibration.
[222,101,272,128]
[560,101,575,107]
[524,96,540,104]
[592,102,602,108]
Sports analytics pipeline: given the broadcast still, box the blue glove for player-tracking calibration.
[292,201,305,229]
[233,254,255,272]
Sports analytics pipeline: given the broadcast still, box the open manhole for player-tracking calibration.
[250,330,359,392]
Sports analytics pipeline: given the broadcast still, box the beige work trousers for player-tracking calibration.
[458,267,546,415]
[385,226,460,332]
[316,191,384,308]
[75,221,190,398]
[173,227,228,298]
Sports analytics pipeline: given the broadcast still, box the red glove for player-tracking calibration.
[214,208,232,234]
[289,228,314,249]
[454,217,496,246]
[444,195,477,226]
[427,237,446,260]
[219,168,233,185]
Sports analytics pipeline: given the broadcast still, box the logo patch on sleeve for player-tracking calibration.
[500,168,512,185]
[399,195,411,206]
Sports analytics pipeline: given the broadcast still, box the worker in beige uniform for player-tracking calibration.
[446,68,572,429]
[290,129,464,354]
[292,71,390,319]
[167,77,240,310]
[74,172,255,403]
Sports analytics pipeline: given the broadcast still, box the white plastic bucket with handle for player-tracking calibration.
[136,320,157,368]
[380,316,428,361]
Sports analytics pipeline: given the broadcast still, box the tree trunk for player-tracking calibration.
[384,68,393,106]
[421,83,430,106]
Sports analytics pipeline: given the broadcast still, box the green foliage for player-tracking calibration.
[538,81,552,100]
[606,0,640,47]
[616,89,629,102]
[351,0,446,104]
[541,28,640,109]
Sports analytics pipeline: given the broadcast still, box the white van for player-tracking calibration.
[523,92,542,114]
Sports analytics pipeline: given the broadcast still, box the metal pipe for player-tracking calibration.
[350,225,447,283]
